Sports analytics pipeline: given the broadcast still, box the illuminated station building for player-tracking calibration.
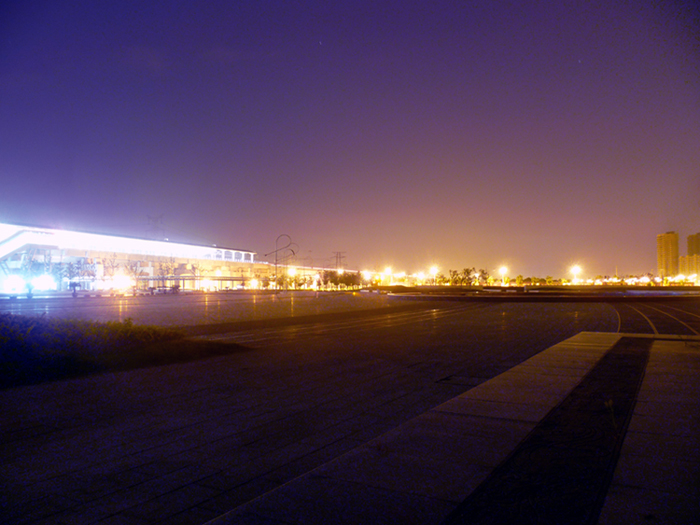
[0,222,271,293]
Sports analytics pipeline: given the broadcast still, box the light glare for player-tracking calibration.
[4,275,25,293]
[32,275,56,291]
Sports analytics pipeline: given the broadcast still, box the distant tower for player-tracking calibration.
[656,232,679,278]
[680,232,700,277]
[333,251,346,271]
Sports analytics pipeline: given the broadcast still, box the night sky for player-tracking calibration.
[2,1,698,278]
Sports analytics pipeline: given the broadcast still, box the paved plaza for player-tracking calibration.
[1,293,698,524]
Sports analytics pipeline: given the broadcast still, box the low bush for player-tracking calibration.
[0,314,244,389]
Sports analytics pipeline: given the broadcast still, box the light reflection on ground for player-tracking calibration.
[0,291,395,327]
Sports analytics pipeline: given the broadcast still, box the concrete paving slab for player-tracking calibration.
[365,412,536,467]
[611,455,700,497]
[232,474,455,525]
[311,446,492,502]
[209,332,700,525]
[197,478,282,514]
[598,337,700,525]
[597,485,700,525]
[434,397,553,422]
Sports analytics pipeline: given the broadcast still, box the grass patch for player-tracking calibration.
[0,313,248,389]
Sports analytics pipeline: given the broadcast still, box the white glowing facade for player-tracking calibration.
[0,222,266,292]
[0,223,255,264]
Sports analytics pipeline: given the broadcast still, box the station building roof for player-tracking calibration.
[0,222,256,264]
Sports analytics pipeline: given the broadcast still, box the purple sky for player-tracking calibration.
[1,1,699,278]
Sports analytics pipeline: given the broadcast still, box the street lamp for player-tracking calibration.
[499,266,508,286]
[264,234,295,291]
[571,265,581,284]
[384,267,392,285]
[430,265,438,285]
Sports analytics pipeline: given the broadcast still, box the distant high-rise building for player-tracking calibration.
[688,233,700,257]
[657,231,679,277]
[679,254,700,276]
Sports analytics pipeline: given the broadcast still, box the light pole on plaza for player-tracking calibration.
[264,234,295,291]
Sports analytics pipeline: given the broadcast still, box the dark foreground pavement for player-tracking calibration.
[206,332,700,525]
[3,332,698,524]
[1,296,698,524]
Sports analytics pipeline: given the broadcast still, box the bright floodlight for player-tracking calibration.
[571,265,582,283]
[288,267,297,277]
[4,275,25,293]
[384,267,392,276]
[32,274,56,291]
[113,275,133,289]
[430,265,438,276]
[499,266,507,284]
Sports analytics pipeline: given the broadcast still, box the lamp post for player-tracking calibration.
[264,234,295,291]
[430,265,439,285]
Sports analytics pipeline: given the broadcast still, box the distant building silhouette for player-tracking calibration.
[679,254,699,277]
[679,232,700,277]
[656,231,679,277]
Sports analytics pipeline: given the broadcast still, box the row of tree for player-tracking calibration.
[275,270,362,290]
[437,269,558,286]
[441,267,490,286]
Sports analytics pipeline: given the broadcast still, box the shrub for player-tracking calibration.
[0,314,186,388]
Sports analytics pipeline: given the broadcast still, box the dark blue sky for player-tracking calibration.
[1,1,698,277]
